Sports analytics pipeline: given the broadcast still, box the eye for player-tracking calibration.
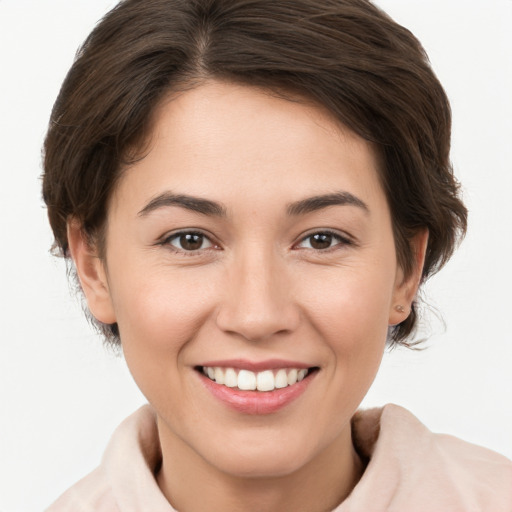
[165,232,214,252]
[296,231,350,251]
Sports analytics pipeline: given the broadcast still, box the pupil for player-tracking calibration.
[181,233,202,250]
[311,233,332,249]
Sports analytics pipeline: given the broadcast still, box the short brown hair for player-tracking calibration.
[42,0,467,346]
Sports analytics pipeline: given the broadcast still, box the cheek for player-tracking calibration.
[302,262,394,389]
[305,267,391,422]
[109,272,220,425]
[305,264,394,343]
[111,262,215,339]
[106,263,219,393]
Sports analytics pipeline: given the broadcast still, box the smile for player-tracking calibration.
[196,360,319,414]
[201,366,310,392]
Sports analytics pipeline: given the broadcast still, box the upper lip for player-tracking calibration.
[197,359,313,372]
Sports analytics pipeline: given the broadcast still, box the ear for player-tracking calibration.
[67,219,116,325]
[389,229,429,326]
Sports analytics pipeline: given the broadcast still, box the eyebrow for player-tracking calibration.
[138,190,368,218]
[286,192,369,216]
[138,192,227,217]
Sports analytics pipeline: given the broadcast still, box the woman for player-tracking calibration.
[41,0,512,510]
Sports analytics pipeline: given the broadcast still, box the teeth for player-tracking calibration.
[224,368,237,388]
[287,368,298,385]
[202,366,311,392]
[214,367,225,385]
[275,369,288,389]
[256,370,274,392]
[238,369,257,390]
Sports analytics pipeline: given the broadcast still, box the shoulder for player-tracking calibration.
[45,405,175,512]
[341,404,512,512]
[44,466,119,512]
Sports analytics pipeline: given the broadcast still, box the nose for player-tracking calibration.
[215,250,300,342]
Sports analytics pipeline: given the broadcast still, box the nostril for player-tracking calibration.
[214,268,301,341]
[215,308,300,342]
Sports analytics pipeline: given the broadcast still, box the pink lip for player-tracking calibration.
[197,367,317,415]
[198,359,311,372]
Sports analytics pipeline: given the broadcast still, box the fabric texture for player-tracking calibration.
[46,404,512,512]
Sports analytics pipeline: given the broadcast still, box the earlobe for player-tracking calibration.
[66,219,116,325]
[389,229,429,326]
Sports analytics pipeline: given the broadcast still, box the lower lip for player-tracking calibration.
[198,371,316,415]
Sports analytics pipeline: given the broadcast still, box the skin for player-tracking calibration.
[69,81,427,512]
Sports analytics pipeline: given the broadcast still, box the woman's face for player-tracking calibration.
[76,81,420,477]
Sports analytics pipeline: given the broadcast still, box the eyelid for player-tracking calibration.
[159,229,221,253]
[293,229,355,250]
[157,228,354,253]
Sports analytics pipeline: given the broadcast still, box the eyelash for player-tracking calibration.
[294,230,353,251]
[160,229,353,255]
[161,231,218,255]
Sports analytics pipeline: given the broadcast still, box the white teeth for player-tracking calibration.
[238,369,257,390]
[214,367,224,385]
[287,369,298,386]
[202,366,311,392]
[256,370,275,392]
[275,369,288,389]
[224,368,237,387]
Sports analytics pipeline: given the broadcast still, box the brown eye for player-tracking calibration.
[167,232,213,251]
[309,233,334,250]
[297,231,349,251]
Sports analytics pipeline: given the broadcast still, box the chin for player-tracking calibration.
[215,448,311,479]
[196,427,327,479]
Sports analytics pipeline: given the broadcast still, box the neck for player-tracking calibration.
[156,417,364,512]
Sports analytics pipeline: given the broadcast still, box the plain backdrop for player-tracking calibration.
[0,1,511,510]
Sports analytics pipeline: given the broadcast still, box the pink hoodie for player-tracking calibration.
[46,404,512,511]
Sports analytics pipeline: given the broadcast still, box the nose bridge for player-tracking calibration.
[215,243,299,341]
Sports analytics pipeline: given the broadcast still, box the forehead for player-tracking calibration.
[112,80,386,216]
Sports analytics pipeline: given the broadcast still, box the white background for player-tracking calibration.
[0,1,511,510]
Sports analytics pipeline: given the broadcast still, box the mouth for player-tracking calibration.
[194,359,320,414]
[196,365,318,392]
